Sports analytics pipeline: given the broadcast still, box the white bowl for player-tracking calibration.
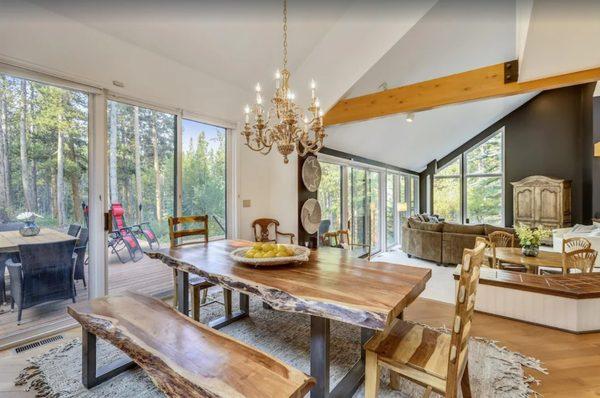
[229,244,311,267]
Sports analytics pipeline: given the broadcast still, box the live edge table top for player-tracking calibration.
[147,240,431,331]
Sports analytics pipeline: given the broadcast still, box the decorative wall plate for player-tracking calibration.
[301,198,322,234]
[302,156,322,192]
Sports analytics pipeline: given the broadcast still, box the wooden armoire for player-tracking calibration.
[511,175,571,229]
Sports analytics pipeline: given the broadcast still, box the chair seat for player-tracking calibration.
[189,275,213,289]
[365,319,450,380]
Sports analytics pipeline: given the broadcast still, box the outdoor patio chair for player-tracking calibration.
[67,224,81,237]
[108,222,144,264]
[111,203,160,250]
[73,227,89,291]
[0,222,23,303]
[7,240,77,324]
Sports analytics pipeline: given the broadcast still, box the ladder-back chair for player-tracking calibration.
[168,215,232,321]
[364,241,486,398]
[562,248,597,275]
[488,231,525,272]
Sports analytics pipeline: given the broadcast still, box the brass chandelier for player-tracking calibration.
[242,0,325,164]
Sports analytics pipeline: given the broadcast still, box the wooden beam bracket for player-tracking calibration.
[504,60,518,84]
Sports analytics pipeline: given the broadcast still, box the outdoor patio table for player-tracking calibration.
[0,228,77,254]
[148,239,431,398]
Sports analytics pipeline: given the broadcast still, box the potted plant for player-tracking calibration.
[16,212,42,237]
[514,224,551,257]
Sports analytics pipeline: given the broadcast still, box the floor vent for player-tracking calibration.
[14,335,64,354]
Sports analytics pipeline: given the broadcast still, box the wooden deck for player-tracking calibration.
[0,253,174,348]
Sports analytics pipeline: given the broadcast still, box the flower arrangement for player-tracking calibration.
[16,212,42,222]
[514,223,551,256]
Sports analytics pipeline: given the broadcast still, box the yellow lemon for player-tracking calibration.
[253,243,263,250]
[276,251,288,257]
[245,252,254,258]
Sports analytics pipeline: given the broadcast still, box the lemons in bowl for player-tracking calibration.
[244,243,296,259]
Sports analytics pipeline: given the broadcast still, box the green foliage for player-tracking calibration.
[515,224,551,247]
[318,162,341,231]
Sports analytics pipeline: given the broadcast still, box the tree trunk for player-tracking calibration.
[151,114,162,221]
[133,106,142,223]
[0,78,8,210]
[57,128,65,225]
[0,80,10,209]
[109,102,119,205]
[69,143,82,222]
[51,174,57,219]
[19,80,35,212]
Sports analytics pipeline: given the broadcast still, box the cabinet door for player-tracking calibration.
[514,187,535,222]
[535,186,561,224]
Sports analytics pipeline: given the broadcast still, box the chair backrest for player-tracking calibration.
[488,231,514,248]
[76,228,89,250]
[445,240,486,396]
[252,218,279,243]
[562,237,591,253]
[111,202,127,231]
[474,237,493,268]
[562,248,597,274]
[168,215,209,248]
[0,222,24,232]
[19,240,76,274]
[67,224,81,237]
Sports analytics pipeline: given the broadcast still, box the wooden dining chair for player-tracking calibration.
[364,241,486,398]
[168,215,232,321]
[474,237,494,268]
[338,229,371,260]
[562,248,597,275]
[322,231,339,247]
[488,231,525,272]
[562,237,592,253]
[252,218,295,244]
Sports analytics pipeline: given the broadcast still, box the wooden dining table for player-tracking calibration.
[485,247,563,274]
[148,239,431,398]
[0,228,77,253]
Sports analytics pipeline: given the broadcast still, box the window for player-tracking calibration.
[318,162,342,234]
[368,171,381,253]
[465,131,503,224]
[0,73,89,341]
[433,157,462,222]
[432,129,504,225]
[350,167,367,245]
[386,173,396,248]
[410,176,419,215]
[181,120,227,238]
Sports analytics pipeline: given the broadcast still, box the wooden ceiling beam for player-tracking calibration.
[323,61,600,126]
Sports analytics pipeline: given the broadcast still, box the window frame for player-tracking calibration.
[433,155,463,222]
[432,128,505,225]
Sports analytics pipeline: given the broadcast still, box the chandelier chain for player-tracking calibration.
[283,0,288,68]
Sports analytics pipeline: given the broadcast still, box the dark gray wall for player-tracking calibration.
[420,84,596,226]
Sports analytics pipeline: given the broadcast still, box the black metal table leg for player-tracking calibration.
[82,330,136,389]
[208,292,250,330]
[176,270,189,315]
[310,315,376,398]
[311,316,330,398]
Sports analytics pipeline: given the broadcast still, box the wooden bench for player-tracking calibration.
[67,291,315,398]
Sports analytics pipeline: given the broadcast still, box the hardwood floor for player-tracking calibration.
[1,297,600,397]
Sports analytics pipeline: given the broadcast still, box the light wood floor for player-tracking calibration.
[0,253,173,348]
[1,297,599,397]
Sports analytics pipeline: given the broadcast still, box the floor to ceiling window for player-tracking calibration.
[318,155,418,254]
[318,162,342,235]
[465,131,503,224]
[181,119,227,238]
[433,156,462,222]
[432,128,504,225]
[0,72,89,343]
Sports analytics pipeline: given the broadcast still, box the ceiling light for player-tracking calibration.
[406,113,414,123]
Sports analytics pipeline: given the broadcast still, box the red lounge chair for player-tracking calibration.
[111,203,160,250]
[108,203,144,263]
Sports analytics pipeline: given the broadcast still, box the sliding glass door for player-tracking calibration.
[0,72,90,343]
[106,100,175,298]
[350,167,367,246]
[181,119,227,238]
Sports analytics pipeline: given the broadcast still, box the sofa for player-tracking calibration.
[402,216,516,265]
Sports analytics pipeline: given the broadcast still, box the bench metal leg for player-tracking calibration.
[209,292,250,330]
[310,315,375,398]
[82,330,136,389]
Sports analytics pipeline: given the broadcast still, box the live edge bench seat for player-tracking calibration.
[67,291,315,398]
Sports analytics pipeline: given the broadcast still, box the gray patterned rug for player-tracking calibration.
[16,294,546,397]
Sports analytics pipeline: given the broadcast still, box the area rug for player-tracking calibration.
[16,294,546,397]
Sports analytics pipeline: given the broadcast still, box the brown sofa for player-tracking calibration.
[402,217,516,265]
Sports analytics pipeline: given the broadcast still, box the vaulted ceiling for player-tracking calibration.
[1,0,598,171]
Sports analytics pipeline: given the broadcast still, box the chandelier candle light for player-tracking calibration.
[242,0,325,164]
